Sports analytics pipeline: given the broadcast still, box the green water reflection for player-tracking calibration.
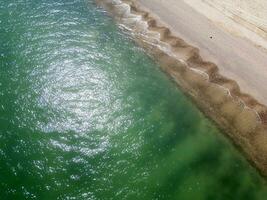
[0,0,267,199]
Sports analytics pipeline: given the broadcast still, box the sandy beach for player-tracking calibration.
[3,0,267,197]
[138,0,267,106]
[97,0,267,176]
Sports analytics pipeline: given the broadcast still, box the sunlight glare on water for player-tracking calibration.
[1,0,267,199]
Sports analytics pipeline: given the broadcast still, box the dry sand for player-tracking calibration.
[138,0,267,106]
[183,0,267,48]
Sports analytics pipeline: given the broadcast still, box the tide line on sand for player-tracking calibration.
[96,0,267,177]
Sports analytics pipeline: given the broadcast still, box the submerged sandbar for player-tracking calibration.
[97,0,267,176]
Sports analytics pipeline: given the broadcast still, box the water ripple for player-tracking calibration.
[1,0,267,199]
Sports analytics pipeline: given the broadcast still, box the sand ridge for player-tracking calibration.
[96,0,267,176]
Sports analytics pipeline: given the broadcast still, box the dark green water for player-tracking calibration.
[1,0,267,199]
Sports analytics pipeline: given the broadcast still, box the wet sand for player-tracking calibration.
[96,0,267,177]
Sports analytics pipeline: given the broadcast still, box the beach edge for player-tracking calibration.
[96,0,267,177]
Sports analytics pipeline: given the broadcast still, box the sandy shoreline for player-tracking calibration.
[139,0,267,106]
[96,0,267,176]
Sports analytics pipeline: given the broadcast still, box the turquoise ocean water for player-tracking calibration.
[1,0,267,199]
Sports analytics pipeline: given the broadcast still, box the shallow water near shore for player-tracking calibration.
[1,0,267,199]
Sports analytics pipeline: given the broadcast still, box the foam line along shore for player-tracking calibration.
[95,0,267,176]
